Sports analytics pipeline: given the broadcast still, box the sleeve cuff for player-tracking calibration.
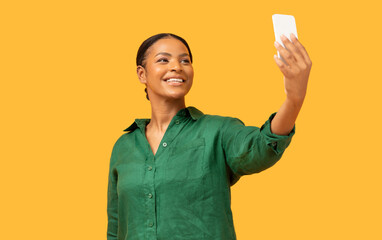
[260,112,296,155]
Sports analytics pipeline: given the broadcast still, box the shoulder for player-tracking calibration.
[200,113,244,126]
[195,114,245,134]
[187,106,244,126]
[111,131,133,152]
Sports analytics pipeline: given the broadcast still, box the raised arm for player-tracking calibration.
[272,33,312,135]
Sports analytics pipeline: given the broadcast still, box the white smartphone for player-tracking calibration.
[272,14,298,64]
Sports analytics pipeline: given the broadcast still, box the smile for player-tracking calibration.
[165,78,185,83]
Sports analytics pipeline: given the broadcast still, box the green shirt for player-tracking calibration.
[107,106,295,240]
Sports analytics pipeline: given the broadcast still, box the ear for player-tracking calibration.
[137,66,147,84]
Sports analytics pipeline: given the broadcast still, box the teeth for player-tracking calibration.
[166,78,184,83]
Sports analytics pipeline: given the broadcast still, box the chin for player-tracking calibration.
[166,94,187,101]
[166,89,190,99]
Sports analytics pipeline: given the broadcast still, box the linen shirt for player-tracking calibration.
[107,106,295,240]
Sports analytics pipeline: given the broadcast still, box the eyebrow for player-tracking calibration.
[155,52,189,57]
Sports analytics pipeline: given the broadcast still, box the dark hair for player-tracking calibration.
[136,33,193,100]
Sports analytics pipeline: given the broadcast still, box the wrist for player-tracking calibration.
[286,94,305,107]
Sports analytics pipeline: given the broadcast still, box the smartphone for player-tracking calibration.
[272,14,298,64]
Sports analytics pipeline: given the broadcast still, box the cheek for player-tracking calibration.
[187,68,194,79]
[147,66,166,80]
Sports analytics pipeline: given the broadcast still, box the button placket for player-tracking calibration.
[144,155,156,233]
[157,116,186,155]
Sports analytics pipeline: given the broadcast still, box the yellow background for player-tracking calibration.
[1,0,381,239]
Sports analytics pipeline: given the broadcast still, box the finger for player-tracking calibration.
[274,41,296,67]
[273,54,292,78]
[290,34,312,66]
[281,34,306,68]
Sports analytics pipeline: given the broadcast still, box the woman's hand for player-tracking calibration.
[274,33,312,105]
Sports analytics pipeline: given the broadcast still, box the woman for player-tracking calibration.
[107,33,312,240]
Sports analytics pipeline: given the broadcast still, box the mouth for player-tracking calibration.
[163,78,185,83]
[163,78,185,86]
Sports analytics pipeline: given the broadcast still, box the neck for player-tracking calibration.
[147,97,186,133]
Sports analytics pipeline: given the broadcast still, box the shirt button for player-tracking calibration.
[162,142,167,147]
[175,120,180,124]
[148,193,153,198]
[148,221,154,227]
[272,142,277,147]
[148,166,152,171]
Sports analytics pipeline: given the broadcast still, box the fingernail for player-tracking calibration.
[274,41,279,47]
[280,34,286,40]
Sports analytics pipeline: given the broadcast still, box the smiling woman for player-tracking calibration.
[107,32,312,240]
[135,33,194,101]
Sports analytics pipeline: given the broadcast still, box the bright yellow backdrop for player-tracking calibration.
[1,0,381,239]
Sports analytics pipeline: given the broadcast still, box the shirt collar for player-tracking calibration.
[187,106,204,120]
[123,106,204,132]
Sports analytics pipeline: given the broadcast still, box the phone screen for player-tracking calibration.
[272,14,298,63]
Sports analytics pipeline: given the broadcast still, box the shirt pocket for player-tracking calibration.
[165,137,206,182]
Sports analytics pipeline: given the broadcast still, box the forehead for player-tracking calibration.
[147,37,189,57]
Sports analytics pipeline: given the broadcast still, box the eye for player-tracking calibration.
[181,59,190,64]
[157,58,168,63]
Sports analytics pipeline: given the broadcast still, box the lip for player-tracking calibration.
[164,80,184,86]
[163,76,186,82]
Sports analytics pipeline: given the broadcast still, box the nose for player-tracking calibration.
[170,60,182,72]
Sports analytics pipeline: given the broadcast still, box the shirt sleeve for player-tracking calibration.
[107,140,119,240]
[221,112,296,186]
